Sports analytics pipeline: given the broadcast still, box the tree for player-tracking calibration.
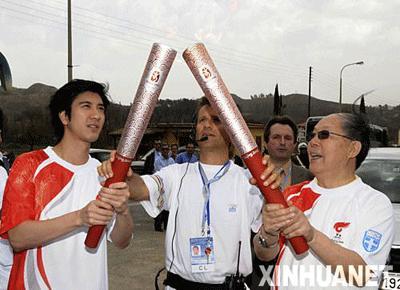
[360,95,366,114]
[273,84,281,115]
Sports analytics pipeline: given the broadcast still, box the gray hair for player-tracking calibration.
[337,113,370,169]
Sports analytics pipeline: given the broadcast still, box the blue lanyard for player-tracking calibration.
[198,161,231,236]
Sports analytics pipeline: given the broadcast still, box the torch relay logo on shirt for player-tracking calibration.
[332,221,351,244]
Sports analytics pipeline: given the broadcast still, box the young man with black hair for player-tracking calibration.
[99,97,280,289]
[0,79,133,289]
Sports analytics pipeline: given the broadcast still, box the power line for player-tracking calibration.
[12,0,308,75]
[1,0,310,85]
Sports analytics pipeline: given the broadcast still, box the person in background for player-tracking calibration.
[175,142,198,164]
[251,115,313,290]
[154,143,175,232]
[170,143,179,161]
[263,116,313,191]
[0,125,10,173]
[155,143,175,172]
[143,139,162,174]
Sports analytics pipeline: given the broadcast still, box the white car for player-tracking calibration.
[356,147,400,289]
[89,148,147,175]
[131,148,154,175]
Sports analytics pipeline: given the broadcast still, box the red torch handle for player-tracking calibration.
[84,153,132,249]
[242,150,309,255]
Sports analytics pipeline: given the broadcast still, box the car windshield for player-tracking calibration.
[357,159,400,203]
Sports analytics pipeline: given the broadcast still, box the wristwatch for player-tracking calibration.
[258,230,278,248]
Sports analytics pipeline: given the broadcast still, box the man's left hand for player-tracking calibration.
[99,182,130,215]
[281,200,315,243]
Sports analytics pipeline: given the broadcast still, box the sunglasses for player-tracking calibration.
[309,130,355,141]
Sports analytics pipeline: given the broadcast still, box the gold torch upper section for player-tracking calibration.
[117,43,177,159]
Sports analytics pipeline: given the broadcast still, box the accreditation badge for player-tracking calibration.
[190,237,215,273]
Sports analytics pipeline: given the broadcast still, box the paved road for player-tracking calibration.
[108,202,166,290]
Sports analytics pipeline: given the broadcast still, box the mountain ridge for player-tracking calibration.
[1,83,399,147]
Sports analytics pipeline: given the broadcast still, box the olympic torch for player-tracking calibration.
[85,43,177,249]
[183,43,308,255]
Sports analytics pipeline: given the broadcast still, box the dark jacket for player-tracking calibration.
[291,163,313,184]
[143,152,155,175]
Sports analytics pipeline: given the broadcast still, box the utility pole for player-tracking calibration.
[67,0,72,81]
[308,66,312,118]
[339,61,364,112]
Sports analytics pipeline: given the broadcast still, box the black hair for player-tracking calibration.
[48,79,110,142]
[338,113,370,169]
[264,115,298,143]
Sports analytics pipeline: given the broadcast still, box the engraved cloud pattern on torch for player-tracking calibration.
[117,43,177,158]
[183,43,256,154]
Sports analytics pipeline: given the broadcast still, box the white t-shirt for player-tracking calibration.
[141,161,264,285]
[0,147,115,290]
[0,165,12,290]
[273,177,394,290]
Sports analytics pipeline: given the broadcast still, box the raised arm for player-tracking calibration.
[97,151,150,201]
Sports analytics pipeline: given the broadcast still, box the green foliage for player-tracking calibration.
[1,85,399,151]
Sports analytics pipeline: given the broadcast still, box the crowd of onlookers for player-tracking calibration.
[142,140,199,232]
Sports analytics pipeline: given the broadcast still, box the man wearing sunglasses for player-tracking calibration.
[255,113,394,289]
